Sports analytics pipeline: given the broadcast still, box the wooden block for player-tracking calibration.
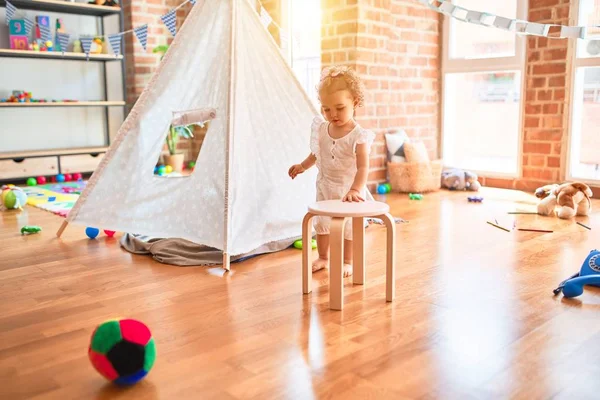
[36,15,51,28]
[10,35,29,50]
[9,19,27,36]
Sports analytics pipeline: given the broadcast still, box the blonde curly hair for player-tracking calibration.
[317,65,365,108]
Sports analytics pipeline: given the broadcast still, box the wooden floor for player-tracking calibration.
[1,188,600,399]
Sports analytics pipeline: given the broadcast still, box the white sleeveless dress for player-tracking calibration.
[310,116,375,240]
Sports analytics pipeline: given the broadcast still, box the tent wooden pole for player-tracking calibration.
[56,220,68,237]
[223,253,231,271]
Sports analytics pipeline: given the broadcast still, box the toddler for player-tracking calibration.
[288,66,375,277]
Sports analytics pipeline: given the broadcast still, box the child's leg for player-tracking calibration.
[312,234,329,272]
[343,239,353,277]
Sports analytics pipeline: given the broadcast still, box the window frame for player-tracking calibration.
[565,0,600,185]
[440,0,529,178]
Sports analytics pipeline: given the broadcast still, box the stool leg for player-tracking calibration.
[379,213,396,302]
[352,217,365,285]
[330,217,346,310]
[302,213,314,294]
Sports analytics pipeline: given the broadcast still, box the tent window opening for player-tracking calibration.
[152,108,217,178]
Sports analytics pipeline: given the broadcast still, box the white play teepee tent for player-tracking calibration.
[57,0,319,269]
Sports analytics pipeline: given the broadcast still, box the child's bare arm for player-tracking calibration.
[343,143,369,201]
[289,153,316,179]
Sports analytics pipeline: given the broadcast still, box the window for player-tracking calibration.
[281,0,321,106]
[442,0,527,175]
[568,0,600,182]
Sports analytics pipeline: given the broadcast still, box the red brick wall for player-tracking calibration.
[321,0,441,188]
[481,0,572,192]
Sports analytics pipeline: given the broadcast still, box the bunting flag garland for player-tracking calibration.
[57,32,70,54]
[259,6,272,28]
[23,17,34,36]
[80,36,93,59]
[190,0,196,5]
[134,24,148,50]
[5,0,16,25]
[108,33,123,56]
[160,10,177,37]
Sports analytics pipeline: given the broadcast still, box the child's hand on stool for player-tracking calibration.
[343,189,364,202]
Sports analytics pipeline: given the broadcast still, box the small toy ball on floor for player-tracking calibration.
[377,183,391,194]
[88,318,156,385]
[50,176,58,183]
[188,161,196,169]
[86,227,100,239]
[2,186,27,209]
[409,193,423,200]
[73,172,83,181]
[157,166,166,176]
[64,173,73,182]
[468,196,484,203]
[56,174,66,183]
[26,177,37,186]
[165,165,173,174]
[36,176,47,185]
[104,230,116,237]
[293,239,317,249]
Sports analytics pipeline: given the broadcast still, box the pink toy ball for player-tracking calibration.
[50,176,57,183]
[64,173,73,182]
[104,230,116,237]
[73,172,83,181]
[36,176,47,185]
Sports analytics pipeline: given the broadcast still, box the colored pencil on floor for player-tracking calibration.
[577,222,591,230]
[517,228,553,233]
[487,221,511,232]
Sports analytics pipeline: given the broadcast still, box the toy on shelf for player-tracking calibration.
[54,18,65,52]
[73,39,83,53]
[536,182,593,219]
[90,37,104,54]
[409,193,423,200]
[1,185,27,210]
[21,225,42,235]
[554,249,600,298]
[9,19,29,50]
[468,196,484,203]
[89,0,120,6]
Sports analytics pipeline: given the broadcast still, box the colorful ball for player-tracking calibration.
[86,227,100,239]
[165,165,173,174]
[377,184,387,194]
[37,176,47,185]
[56,174,65,183]
[188,161,196,169]
[51,176,58,183]
[104,230,116,237]
[73,173,83,181]
[88,319,156,385]
[383,183,391,193]
[64,173,73,182]
[26,177,37,186]
[293,239,317,250]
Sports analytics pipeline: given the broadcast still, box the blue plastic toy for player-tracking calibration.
[554,249,600,298]
[86,227,100,239]
[56,174,65,183]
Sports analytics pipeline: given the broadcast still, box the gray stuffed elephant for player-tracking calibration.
[441,168,481,191]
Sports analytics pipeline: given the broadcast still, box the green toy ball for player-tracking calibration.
[293,239,317,249]
[383,183,391,193]
[26,177,37,186]
[188,161,196,169]
[4,191,17,209]
[89,318,156,385]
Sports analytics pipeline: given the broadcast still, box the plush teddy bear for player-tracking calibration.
[536,182,593,219]
[441,168,481,191]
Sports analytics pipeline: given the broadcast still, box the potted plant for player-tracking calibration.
[165,123,194,173]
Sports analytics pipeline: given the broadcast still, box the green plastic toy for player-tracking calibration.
[409,193,423,200]
[293,239,317,250]
[21,225,42,235]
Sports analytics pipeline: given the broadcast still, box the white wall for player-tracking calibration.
[0,7,124,153]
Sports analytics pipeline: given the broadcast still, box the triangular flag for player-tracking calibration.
[259,6,272,28]
[108,33,122,56]
[80,36,93,59]
[134,24,148,50]
[160,9,177,37]
[5,1,16,25]
[190,0,196,5]
[24,18,34,35]
[57,32,70,54]
[39,24,52,42]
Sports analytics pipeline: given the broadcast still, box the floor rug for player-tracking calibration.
[21,181,86,218]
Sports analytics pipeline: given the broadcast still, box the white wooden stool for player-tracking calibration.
[301,200,396,310]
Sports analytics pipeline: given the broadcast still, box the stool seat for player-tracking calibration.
[308,200,390,218]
